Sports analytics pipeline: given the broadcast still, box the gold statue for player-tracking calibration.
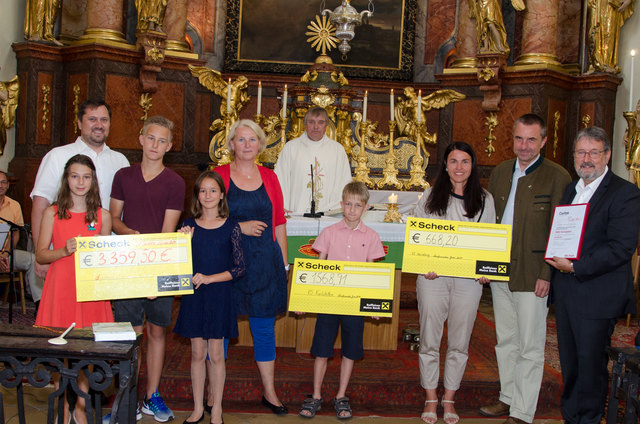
[24,0,63,46]
[0,76,20,155]
[395,88,465,142]
[625,100,640,186]
[468,0,525,54]
[135,0,168,32]
[587,0,634,73]
[189,65,250,163]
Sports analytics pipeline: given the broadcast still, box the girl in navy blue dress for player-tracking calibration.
[174,170,245,424]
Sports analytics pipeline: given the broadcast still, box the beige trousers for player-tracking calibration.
[490,282,547,423]
[416,275,483,391]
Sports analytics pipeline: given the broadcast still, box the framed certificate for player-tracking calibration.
[401,217,512,281]
[289,258,395,317]
[75,233,193,301]
[544,203,589,260]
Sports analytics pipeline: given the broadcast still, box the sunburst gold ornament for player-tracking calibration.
[306,15,338,56]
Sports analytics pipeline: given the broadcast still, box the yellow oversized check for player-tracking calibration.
[75,233,193,301]
[402,217,512,281]
[289,258,395,317]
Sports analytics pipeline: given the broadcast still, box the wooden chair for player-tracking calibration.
[1,271,26,314]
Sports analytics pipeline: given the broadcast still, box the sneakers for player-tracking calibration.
[101,403,142,424]
[142,392,175,422]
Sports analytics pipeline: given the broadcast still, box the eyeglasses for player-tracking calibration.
[573,150,606,159]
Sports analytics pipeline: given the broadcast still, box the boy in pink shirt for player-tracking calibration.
[299,181,385,420]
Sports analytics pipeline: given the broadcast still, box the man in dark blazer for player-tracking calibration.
[547,126,640,424]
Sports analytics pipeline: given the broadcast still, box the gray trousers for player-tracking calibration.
[416,275,482,391]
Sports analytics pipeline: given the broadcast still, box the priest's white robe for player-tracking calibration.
[274,133,352,213]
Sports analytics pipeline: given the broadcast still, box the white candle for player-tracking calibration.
[390,89,395,121]
[282,84,288,119]
[417,89,422,123]
[363,90,368,122]
[226,78,231,114]
[388,193,398,204]
[418,193,423,201]
[630,50,636,111]
[257,81,262,115]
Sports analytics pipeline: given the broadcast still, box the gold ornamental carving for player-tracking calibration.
[189,65,250,164]
[478,66,495,82]
[139,93,153,123]
[0,76,19,155]
[72,84,80,134]
[310,86,336,109]
[552,111,561,158]
[581,114,592,128]
[484,112,498,157]
[41,84,51,131]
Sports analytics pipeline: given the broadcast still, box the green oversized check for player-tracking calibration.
[75,233,193,301]
[289,258,395,317]
[401,217,512,281]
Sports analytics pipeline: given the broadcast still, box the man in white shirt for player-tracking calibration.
[274,107,352,213]
[30,99,130,277]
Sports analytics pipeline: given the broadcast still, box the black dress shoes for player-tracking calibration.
[183,412,204,424]
[203,402,212,414]
[261,395,288,415]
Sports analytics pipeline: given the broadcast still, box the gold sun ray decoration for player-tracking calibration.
[306,15,339,56]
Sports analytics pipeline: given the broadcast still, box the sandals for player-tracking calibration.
[299,396,322,419]
[442,399,460,424]
[421,399,438,424]
[334,397,353,420]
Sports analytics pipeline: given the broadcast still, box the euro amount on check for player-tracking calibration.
[402,217,511,281]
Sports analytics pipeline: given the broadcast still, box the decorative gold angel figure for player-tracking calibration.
[468,0,525,54]
[0,76,20,155]
[395,87,465,145]
[189,65,250,163]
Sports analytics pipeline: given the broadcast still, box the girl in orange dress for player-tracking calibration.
[35,154,113,424]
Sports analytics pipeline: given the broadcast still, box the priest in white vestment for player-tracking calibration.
[275,107,353,213]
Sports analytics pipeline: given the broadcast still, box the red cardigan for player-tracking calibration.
[214,164,286,241]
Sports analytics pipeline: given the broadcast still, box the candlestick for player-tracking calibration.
[226,78,231,114]
[417,89,422,123]
[388,192,398,204]
[630,50,636,111]
[390,89,394,121]
[363,90,368,122]
[257,81,262,115]
[282,84,288,119]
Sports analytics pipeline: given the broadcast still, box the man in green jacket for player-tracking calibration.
[481,114,570,424]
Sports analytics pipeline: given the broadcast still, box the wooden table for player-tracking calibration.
[0,324,141,424]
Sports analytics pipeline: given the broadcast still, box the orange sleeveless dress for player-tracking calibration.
[35,207,113,328]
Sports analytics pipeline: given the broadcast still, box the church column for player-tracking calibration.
[514,0,561,67]
[450,0,477,68]
[164,0,191,52]
[78,0,128,44]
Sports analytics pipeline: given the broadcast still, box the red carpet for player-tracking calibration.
[138,301,563,418]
